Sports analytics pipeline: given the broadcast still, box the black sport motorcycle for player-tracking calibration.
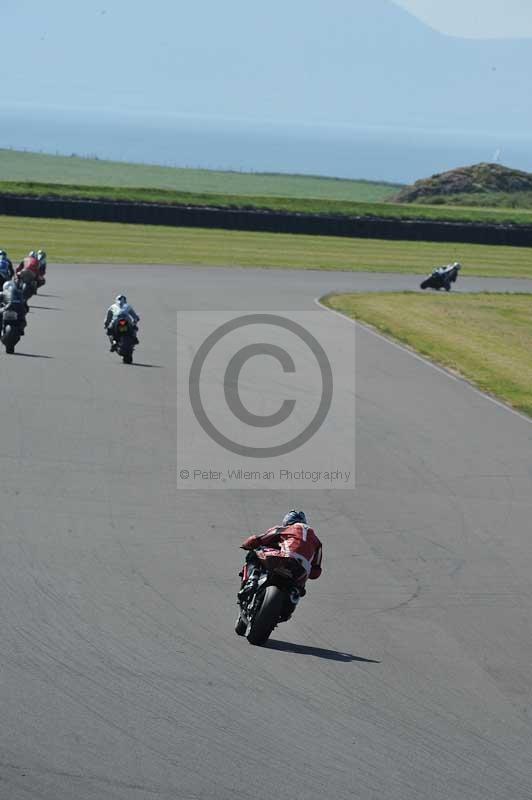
[235,551,305,646]
[420,264,461,291]
[0,303,26,354]
[110,317,137,364]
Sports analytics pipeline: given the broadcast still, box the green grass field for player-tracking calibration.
[323,292,532,416]
[0,149,398,202]
[2,214,532,277]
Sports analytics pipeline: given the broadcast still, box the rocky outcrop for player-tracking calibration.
[394,163,532,203]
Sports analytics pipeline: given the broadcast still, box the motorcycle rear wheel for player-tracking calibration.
[247,585,284,646]
[2,325,17,354]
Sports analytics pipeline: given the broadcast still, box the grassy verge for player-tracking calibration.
[4,181,532,226]
[0,180,412,217]
[2,215,532,277]
[323,292,532,416]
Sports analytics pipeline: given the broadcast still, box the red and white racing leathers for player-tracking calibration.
[16,256,40,284]
[241,523,322,585]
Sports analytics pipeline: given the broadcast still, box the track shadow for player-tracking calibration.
[13,352,53,359]
[266,639,380,663]
[29,305,62,311]
[130,362,163,368]
[35,293,60,298]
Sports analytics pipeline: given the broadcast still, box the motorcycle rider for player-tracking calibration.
[434,261,461,288]
[36,249,47,286]
[238,510,322,602]
[435,261,461,275]
[104,294,140,352]
[16,251,40,289]
[0,276,28,335]
[0,250,14,287]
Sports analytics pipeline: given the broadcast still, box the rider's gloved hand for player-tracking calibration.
[241,535,260,550]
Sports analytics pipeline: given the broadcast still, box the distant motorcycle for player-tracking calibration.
[0,302,26,354]
[110,317,137,364]
[420,262,461,292]
[235,550,305,646]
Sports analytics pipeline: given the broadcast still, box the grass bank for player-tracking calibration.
[2,215,532,277]
[4,180,532,226]
[323,292,532,416]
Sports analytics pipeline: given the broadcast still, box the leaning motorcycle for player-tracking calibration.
[111,317,136,364]
[0,303,26,354]
[420,264,460,291]
[235,550,305,646]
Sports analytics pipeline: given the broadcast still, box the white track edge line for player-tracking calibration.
[314,295,532,427]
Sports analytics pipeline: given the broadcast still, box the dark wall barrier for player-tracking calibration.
[1,194,532,247]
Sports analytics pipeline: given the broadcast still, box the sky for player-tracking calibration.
[3,0,530,125]
[393,0,532,38]
[2,0,532,180]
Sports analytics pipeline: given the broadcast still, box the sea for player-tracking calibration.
[1,107,531,185]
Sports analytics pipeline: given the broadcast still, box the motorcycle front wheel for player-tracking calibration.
[234,612,247,636]
[247,585,284,646]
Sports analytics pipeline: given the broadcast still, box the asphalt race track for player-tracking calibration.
[2,264,532,800]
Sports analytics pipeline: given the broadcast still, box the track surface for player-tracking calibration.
[2,265,532,799]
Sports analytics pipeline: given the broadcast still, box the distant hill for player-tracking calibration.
[394,163,532,205]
